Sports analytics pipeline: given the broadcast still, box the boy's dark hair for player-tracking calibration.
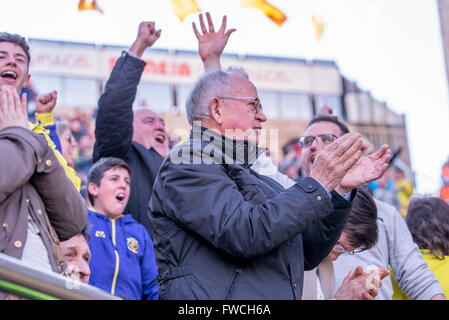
[344,186,379,251]
[406,196,449,259]
[306,115,350,136]
[0,32,31,70]
[87,157,131,206]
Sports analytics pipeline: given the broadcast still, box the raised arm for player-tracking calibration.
[193,12,236,72]
[35,90,61,152]
[33,90,81,189]
[36,90,58,117]
[32,89,87,238]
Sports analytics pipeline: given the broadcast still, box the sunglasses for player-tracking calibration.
[298,134,338,148]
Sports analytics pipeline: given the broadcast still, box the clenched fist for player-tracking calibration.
[36,90,57,114]
[129,21,162,58]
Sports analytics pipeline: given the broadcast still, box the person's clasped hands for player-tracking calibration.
[334,266,390,300]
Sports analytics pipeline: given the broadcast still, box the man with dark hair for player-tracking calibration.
[300,114,445,300]
[306,114,350,136]
[342,187,378,248]
[0,32,86,275]
[93,21,168,237]
[86,157,158,300]
[0,32,31,70]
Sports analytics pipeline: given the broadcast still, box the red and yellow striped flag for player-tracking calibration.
[78,0,103,13]
[241,0,287,26]
[170,0,201,22]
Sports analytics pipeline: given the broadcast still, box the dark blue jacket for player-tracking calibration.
[149,128,354,300]
[88,210,159,300]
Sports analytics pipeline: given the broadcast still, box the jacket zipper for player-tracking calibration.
[110,218,120,296]
[225,268,242,299]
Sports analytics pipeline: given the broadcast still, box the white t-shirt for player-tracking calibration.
[21,214,53,274]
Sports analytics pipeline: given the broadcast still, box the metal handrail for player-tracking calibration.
[0,253,121,300]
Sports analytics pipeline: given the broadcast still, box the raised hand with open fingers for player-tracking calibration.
[193,12,236,72]
[336,144,392,195]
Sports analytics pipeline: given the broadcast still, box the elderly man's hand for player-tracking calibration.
[334,266,390,300]
[0,86,28,130]
[193,12,236,72]
[335,145,392,195]
[309,132,363,192]
[129,21,162,58]
[36,90,57,114]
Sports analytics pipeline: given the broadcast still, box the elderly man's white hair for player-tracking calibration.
[185,70,235,125]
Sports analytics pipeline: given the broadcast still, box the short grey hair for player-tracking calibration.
[185,70,235,125]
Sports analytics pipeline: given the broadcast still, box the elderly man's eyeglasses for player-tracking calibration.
[332,241,364,255]
[217,96,263,112]
[298,134,337,148]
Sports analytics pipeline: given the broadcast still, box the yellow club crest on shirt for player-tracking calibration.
[95,231,105,238]
[127,237,139,254]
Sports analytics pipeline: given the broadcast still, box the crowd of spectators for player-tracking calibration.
[1,12,448,301]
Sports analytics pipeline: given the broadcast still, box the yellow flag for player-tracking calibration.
[241,0,287,26]
[312,13,325,41]
[78,0,103,14]
[170,0,201,22]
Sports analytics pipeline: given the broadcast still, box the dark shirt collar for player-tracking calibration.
[187,125,266,168]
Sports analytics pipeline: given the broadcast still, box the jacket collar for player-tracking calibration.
[89,209,135,224]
